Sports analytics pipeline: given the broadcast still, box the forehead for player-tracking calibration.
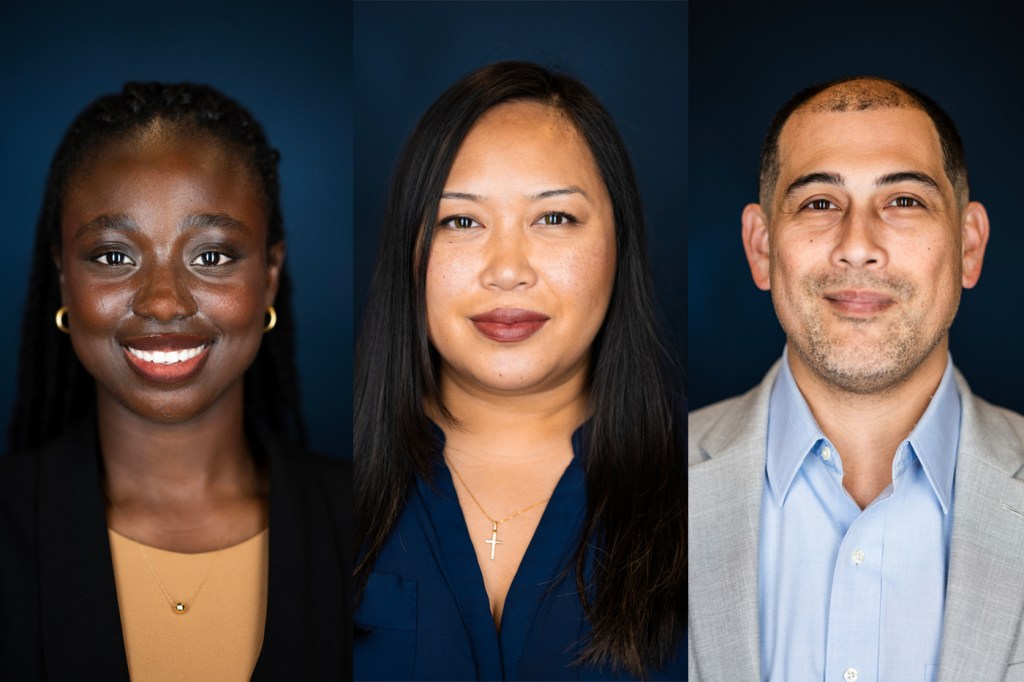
[447,100,603,188]
[776,107,946,189]
[63,127,264,225]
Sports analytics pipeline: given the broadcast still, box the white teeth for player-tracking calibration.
[127,345,206,365]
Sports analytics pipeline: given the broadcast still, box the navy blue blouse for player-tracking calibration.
[354,429,685,681]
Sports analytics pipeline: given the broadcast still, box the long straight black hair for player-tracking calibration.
[355,61,684,676]
[9,82,305,453]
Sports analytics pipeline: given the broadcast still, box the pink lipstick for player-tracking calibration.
[470,308,549,343]
[121,334,213,384]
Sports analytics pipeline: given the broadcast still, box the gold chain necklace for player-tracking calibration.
[106,492,236,615]
[446,458,550,560]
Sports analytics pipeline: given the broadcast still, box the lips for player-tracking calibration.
[824,289,896,316]
[470,308,550,343]
[120,334,214,384]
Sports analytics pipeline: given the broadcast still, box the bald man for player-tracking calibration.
[688,78,1024,682]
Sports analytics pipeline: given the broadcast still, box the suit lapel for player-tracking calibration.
[36,420,130,680]
[251,428,345,680]
[939,380,1024,681]
[689,364,777,681]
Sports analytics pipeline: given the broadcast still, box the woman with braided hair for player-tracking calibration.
[0,82,350,679]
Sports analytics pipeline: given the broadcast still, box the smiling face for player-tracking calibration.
[59,123,283,423]
[743,105,988,394]
[425,100,617,398]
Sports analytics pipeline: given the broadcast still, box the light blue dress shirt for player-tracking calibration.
[759,351,960,682]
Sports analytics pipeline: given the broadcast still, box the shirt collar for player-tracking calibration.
[905,357,960,513]
[766,349,960,512]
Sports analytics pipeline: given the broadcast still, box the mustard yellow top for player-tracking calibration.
[108,528,269,682]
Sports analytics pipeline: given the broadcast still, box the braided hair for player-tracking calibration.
[9,82,305,452]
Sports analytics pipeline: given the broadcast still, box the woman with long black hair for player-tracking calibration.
[354,61,684,680]
[0,82,350,679]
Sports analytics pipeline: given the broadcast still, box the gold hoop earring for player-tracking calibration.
[263,306,277,333]
[55,306,70,334]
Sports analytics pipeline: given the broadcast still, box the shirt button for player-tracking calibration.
[844,667,859,682]
[851,548,865,565]
[822,446,832,461]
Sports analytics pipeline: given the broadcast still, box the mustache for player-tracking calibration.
[803,272,916,300]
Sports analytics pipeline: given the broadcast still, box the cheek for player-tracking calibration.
[194,273,269,334]
[548,238,616,316]
[63,269,132,331]
[425,247,468,340]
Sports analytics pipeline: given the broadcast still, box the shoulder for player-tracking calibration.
[0,452,38,547]
[0,451,45,671]
[688,361,780,467]
[956,371,1024,476]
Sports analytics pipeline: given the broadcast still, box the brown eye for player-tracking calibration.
[538,212,577,226]
[93,251,134,266]
[438,215,482,229]
[804,199,836,211]
[190,251,233,266]
[890,196,922,208]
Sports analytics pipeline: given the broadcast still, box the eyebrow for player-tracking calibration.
[74,213,140,238]
[782,172,843,199]
[782,170,943,200]
[180,213,249,232]
[440,185,590,202]
[74,212,248,237]
[874,171,942,193]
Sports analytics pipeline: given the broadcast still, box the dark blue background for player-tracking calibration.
[353,1,688,377]
[689,2,1024,411]
[0,0,351,458]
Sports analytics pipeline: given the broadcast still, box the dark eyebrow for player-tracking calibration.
[440,191,482,201]
[783,170,945,202]
[74,213,140,237]
[531,186,589,200]
[783,172,844,200]
[875,171,942,193]
[74,212,248,238]
[180,213,248,232]
[440,186,590,202]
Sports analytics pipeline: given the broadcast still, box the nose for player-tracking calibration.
[480,223,537,291]
[131,259,198,321]
[830,204,887,270]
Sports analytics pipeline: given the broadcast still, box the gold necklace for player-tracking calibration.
[446,458,550,560]
[106,493,236,615]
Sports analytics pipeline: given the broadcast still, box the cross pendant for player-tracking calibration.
[484,522,503,560]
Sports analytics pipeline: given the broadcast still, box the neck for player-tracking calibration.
[98,384,257,509]
[788,342,948,508]
[430,365,588,465]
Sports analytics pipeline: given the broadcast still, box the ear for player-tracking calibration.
[265,241,286,306]
[961,201,989,289]
[742,203,771,291]
[50,245,68,306]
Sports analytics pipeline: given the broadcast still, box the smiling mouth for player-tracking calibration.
[120,336,214,384]
[126,345,208,365]
[470,308,550,343]
[824,290,896,316]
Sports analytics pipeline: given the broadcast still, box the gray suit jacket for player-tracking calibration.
[689,361,1024,681]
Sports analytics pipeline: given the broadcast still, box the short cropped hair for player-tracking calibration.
[758,76,969,209]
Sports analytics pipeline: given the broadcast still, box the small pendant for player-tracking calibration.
[484,522,504,560]
[174,602,187,614]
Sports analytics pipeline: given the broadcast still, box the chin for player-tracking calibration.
[453,360,565,395]
[801,340,932,395]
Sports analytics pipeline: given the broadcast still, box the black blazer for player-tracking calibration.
[0,419,352,680]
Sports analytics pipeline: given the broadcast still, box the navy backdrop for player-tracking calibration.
[0,0,351,458]
[689,2,1024,411]
[353,1,688,378]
